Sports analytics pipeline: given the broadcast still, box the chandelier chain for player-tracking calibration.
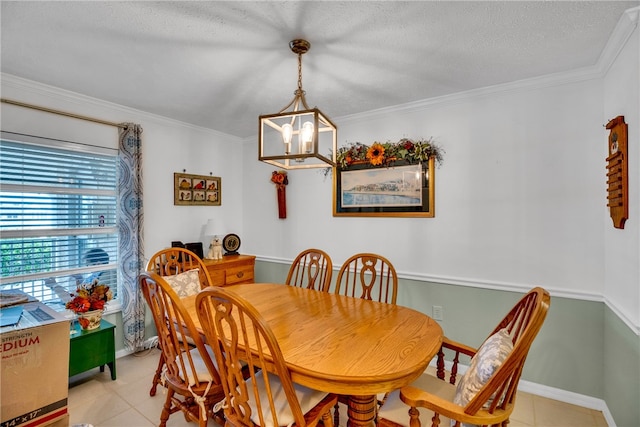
[297,53,303,92]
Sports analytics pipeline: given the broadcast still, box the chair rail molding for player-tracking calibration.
[255,255,639,336]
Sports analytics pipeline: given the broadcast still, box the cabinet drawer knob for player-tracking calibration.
[236,272,244,278]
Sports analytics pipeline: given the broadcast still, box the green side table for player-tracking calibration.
[69,319,116,380]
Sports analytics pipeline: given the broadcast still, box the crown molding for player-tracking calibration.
[338,6,639,125]
[337,65,601,123]
[1,73,242,142]
[597,6,640,76]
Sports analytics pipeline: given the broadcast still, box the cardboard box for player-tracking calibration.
[1,302,70,427]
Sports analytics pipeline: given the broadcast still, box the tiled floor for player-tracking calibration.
[68,348,608,427]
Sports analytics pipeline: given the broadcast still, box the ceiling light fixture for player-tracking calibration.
[259,39,337,169]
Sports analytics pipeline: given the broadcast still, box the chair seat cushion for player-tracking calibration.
[164,269,201,297]
[246,370,329,427]
[175,344,218,386]
[377,373,455,426]
[453,328,513,407]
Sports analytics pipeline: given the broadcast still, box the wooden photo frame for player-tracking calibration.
[333,157,435,217]
[174,173,221,206]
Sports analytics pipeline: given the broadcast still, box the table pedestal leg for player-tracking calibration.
[347,395,376,427]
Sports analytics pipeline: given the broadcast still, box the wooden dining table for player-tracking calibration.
[181,283,443,427]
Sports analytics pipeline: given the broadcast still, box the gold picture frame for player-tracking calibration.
[333,157,435,217]
[174,173,221,206]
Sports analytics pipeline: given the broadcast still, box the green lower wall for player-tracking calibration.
[396,279,607,398]
[103,306,156,355]
[603,308,640,427]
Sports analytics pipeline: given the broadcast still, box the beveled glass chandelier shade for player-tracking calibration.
[258,39,337,170]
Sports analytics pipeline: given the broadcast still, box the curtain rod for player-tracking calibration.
[1,98,127,129]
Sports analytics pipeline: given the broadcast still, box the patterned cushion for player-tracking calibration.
[453,328,513,408]
[164,269,201,297]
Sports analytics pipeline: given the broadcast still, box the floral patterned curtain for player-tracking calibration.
[118,123,145,351]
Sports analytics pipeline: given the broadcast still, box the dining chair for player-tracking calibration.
[147,247,213,294]
[196,286,338,427]
[285,248,333,292]
[139,271,225,427]
[377,287,551,427]
[146,247,213,396]
[333,252,398,424]
[335,252,398,304]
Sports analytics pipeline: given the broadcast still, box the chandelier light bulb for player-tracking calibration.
[282,123,293,153]
[301,121,314,153]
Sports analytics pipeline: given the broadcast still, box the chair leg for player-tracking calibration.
[150,352,165,396]
[323,408,335,427]
[334,401,341,427]
[159,388,174,427]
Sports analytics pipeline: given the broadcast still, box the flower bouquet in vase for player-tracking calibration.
[65,278,113,330]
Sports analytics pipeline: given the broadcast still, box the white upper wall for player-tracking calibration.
[603,8,640,329]
[243,76,605,294]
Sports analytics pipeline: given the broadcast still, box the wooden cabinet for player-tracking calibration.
[69,319,116,379]
[203,254,256,286]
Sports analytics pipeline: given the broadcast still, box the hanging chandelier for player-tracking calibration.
[259,39,337,169]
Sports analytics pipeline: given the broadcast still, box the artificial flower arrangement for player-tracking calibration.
[335,138,444,170]
[270,170,288,187]
[271,170,289,218]
[65,278,113,314]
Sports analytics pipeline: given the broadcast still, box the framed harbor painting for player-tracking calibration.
[333,157,434,217]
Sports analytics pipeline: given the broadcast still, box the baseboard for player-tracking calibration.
[518,380,615,427]
[115,336,158,359]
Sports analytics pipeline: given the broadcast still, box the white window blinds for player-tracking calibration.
[0,132,119,305]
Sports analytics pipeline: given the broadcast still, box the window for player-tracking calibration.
[0,132,119,310]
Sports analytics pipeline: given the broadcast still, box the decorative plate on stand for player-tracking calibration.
[222,233,241,256]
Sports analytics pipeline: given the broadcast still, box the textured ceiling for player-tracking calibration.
[1,1,638,138]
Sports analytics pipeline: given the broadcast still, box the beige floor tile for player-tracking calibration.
[68,376,115,407]
[67,351,610,427]
[111,374,161,407]
[117,348,161,377]
[134,391,219,427]
[99,407,156,427]
[592,409,608,427]
[533,395,601,426]
[67,388,131,426]
[132,393,169,425]
[510,392,536,427]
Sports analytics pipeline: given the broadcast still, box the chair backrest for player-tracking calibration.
[285,248,333,291]
[139,271,221,393]
[147,247,213,290]
[462,287,550,415]
[335,253,398,304]
[196,286,312,427]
